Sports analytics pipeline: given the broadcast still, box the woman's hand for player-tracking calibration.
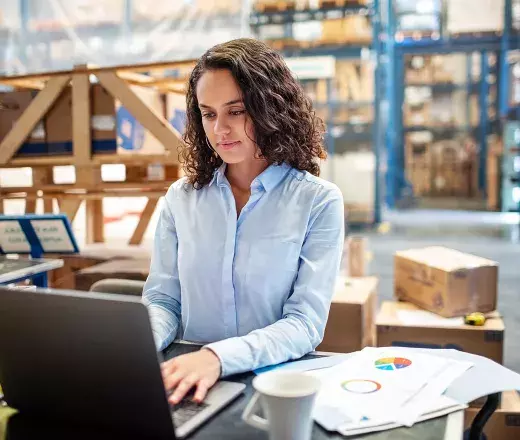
[161,348,221,404]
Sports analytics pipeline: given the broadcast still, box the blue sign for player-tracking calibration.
[0,214,79,258]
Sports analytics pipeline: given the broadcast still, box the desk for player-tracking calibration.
[0,343,464,440]
[0,256,63,287]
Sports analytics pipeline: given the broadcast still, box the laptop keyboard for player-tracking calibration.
[172,399,209,427]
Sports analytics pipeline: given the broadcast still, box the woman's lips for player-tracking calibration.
[219,141,240,150]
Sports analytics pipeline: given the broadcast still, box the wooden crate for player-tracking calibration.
[0,60,194,244]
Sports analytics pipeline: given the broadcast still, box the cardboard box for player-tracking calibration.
[405,56,433,84]
[376,301,504,364]
[317,277,378,353]
[44,84,166,156]
[464,391,520,440]
[406,163,432,196]
[0,91,47,157]
[346,236,367,277]
[394,246,498,317]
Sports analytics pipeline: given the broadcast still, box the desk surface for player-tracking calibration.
[0,343,463,440]
[0,256,63,284]
[166,344,462,440]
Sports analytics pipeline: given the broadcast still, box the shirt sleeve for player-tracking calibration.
[205,187,345,377]
[142,187,182,352]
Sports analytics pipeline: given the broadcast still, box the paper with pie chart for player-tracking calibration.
[310,347,462,433]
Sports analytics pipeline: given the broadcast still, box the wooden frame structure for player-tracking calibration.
[0,60,195,245]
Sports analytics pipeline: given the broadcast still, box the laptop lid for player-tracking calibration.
[0,286,176,439]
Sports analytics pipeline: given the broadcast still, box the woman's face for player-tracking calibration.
[196,69,258,165]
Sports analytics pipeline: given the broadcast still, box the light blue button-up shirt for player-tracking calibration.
[143,162,344,377]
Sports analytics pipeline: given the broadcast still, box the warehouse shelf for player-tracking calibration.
[278,44,370,58]
[314,100,373,109]
[404,125,480,134]
[250,3,370,26]
[394,35,512,54]
[405,82,480,94]
[380,0,518,209]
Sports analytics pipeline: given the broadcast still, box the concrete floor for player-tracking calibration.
[363,209,520,373]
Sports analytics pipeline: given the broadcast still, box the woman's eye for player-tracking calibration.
[230,110,245,116]
[202,113,215,119]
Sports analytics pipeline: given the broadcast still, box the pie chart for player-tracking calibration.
[375,357,412,371]
[342,379,381,394]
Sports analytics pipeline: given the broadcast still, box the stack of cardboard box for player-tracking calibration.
[404,134,479,198]
[375,246,519,438]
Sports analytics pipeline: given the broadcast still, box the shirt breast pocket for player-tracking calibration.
[246,239,301,295]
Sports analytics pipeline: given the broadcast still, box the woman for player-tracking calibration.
[143,38,344,405]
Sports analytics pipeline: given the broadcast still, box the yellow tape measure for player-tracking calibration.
[464,312,486,326]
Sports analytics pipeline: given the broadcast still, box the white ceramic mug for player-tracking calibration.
[242,371,321,440]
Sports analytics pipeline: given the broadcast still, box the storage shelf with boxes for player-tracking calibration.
[380,0,512,210]
[0,60,193,244]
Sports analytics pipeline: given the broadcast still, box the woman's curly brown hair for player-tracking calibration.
[180,38,327,189]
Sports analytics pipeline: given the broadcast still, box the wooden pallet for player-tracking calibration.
[0,60,195,244]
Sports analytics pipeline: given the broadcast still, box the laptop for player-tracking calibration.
[0,286,245,439]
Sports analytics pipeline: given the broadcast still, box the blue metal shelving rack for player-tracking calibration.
[250,1,383,225]
[380,0,519,209]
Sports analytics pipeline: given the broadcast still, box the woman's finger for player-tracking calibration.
[169,374,199,405]
[193,379,210,403]
[160,358,178,378]
[163,370,185,392]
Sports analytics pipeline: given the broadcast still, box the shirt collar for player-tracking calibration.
[254,162,291,193]
[208,162,227,187]
[208,162,291,192]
